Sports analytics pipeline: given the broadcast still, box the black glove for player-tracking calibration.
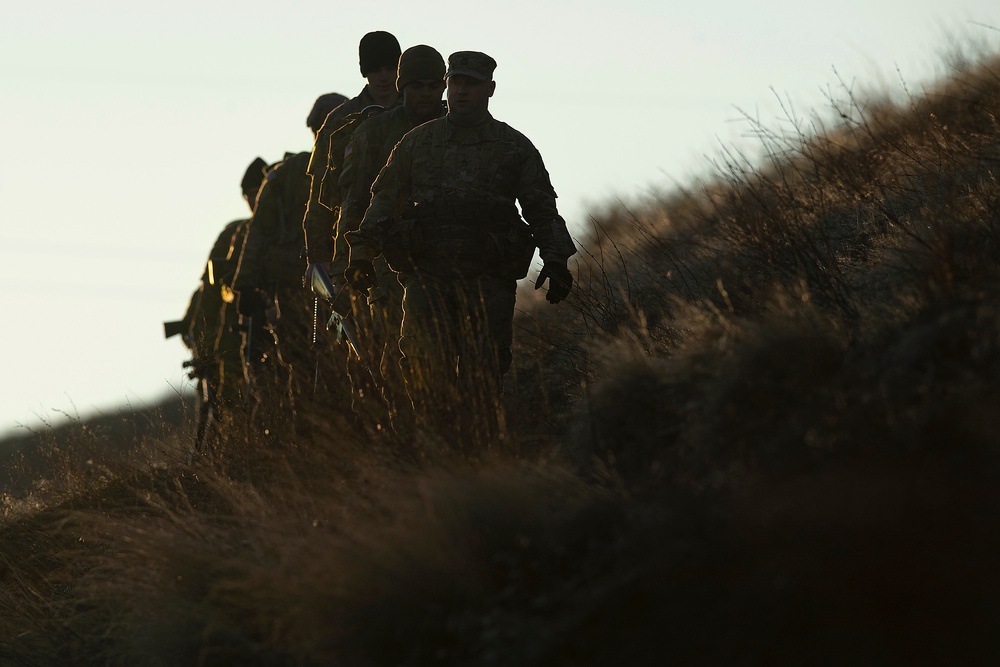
[534,261,573,304]
[344,260,375,292]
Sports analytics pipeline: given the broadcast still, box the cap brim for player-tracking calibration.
[445,68,490,81]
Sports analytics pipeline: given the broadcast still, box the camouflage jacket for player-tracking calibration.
[303,85,399,263]
[234,152,311,291]
[335,101,447,275]
[347,113,576,270]
[183,217,248,356]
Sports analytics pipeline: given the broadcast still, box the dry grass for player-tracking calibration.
[3,49,1000,665]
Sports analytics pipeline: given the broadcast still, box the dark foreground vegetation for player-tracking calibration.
[4,51,1000,665]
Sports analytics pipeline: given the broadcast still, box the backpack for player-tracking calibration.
[317,104,385,211]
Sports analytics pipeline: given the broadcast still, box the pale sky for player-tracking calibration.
[2,1,998,437]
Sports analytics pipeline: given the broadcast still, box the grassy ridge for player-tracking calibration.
[3,53,1000,665]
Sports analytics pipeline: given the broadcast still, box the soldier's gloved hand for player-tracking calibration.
[344,260,376,292]
[534,261,573,304]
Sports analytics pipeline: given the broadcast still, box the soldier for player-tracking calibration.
[172,157,267,446]
[345,51,576,439]
[233,93,348,428]
[213,158,268,411]
[336,44,448,425]
[303,31,402,277]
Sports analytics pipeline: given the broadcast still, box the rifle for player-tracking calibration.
[163,320,188,339]
[306,263,363,359]
[306,264,382,392]
[302,247,358,390]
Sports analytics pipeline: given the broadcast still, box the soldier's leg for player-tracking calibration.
[274,287,332,433]
[449,276,517,445]
[457,276,516,387]
[344,288,382,418]
[216,309,247,413]
[370,275,406,424]
[242,309,291,437]
[192,374,216,454]
[397,273,460,426]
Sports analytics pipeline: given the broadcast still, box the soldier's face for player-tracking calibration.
[446,74,495,123]
[404,79,446,120]
[366,64,397,99]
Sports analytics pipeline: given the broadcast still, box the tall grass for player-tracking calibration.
[3,49,1000,665]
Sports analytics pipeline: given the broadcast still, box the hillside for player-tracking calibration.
[3,52,1000,665]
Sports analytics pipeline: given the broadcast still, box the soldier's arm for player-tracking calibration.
[334,124,378,273]
[346,138,413,264]
[515,142,576,263]
[220,219,249,285]
[303,115,341,264]
[303,195,338,265]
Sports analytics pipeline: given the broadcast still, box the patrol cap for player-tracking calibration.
[396,45,445,91]
[359,31,401,76]
[445,51,496,81]
[306,92,349,133]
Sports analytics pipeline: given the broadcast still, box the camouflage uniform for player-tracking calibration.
[339,101,448,408]
[178,223,241,447]
[216,219,255,408]
[234,152,315,418]
[199,217,251,409]
[347,112,576,421]
[303,86,394,269]
[170,156,266,450]
[302,30,402,269]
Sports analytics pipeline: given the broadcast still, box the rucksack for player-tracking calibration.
[317,104,385,211]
